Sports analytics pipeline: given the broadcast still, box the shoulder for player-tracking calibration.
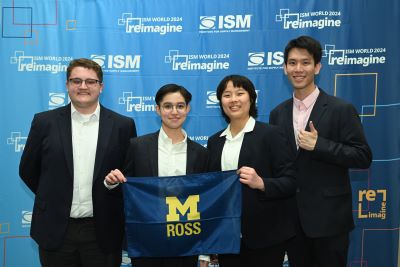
[320,91,357,113]
[101,105,134,124]
[270,98,292,121]
[188,138,207,152]
[208,129,225,143]
[131,131,158,145]
[254,121,279,134]
[31,106,68,126]
[318,89,349,107]
[270,98,292,113]
[251,122,285,144]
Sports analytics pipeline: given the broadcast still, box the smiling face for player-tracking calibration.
[66,66,103,114]
[156,91,190,131]
[284,47,321,99]
[220,81,251,123]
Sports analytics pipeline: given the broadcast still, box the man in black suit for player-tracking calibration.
[269,36,372,267]
[105,83,208,267]
[19,58,137,267]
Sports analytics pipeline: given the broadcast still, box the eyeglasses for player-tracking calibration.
[68,78,102,87]
[160,103,187,113]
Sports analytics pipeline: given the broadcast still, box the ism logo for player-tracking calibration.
[165,195,201,237]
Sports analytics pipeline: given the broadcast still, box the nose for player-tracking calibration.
[231,94,239,102]
[79,80,89,88]
[171,106,179,114]
[294,63,303,72]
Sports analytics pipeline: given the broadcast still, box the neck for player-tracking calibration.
[72,103,98,115]
[162,125,185,144]
[294,85,316,101]
[229,116,250,137]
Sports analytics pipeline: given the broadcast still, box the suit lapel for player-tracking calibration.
[212,134,226,171]
[93,106,113,182]
[306,89,328,131]
[238,130,253,167]
[283,100,298,155]
[148,132,159,176]
[57,104,74,179]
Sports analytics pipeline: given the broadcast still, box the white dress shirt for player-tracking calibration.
[220,117,256,171]
[70,104,100,218]
[158,127,187,177]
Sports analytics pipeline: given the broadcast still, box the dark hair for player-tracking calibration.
[216,75,258,123]
[66,58,103,82]
[284,35,322,65]
[155,84,192,105]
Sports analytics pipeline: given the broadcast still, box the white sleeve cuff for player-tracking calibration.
[104,179,119,190]
[198,255,210,262]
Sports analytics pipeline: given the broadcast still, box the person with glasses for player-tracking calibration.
[105,83,208,267]
[207,75,296,267]
[19,58,137,267]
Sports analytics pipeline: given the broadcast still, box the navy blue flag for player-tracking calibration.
[122,170,241,257]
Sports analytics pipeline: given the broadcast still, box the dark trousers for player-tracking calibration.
[39,218,121,267]
[218,241,286,267]
[131,256,198,267]
[286,221,349,267]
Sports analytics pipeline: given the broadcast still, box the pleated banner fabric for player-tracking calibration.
[122,171,241,257]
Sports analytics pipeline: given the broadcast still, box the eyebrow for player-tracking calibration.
[162,101,186,105]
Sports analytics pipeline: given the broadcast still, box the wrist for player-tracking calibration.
[258,176,265,191]
[105,179,117,186]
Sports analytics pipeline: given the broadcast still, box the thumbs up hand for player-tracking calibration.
[298,121,318,151]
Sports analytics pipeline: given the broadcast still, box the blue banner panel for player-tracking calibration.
[123,171,241,257]
[1,0,399,266]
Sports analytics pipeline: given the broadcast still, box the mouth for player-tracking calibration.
[293,75,305,81]
[77,91,90,96]
[229,105,240,111]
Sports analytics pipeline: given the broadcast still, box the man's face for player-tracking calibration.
[284,48,321,94]
[66,66,103,113]
[156,92,190,130]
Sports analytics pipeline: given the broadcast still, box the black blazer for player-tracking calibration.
[19,104,136,252]
[207,121,296,249]
[123,131,208,177]
[269,89,372,238]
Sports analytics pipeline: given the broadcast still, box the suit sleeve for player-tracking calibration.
[19,114,43,194]
[122,138,137,177]
[262,126,296,199]
[312,103,372,169]
[130,118,137,139]
[268,108,277,125]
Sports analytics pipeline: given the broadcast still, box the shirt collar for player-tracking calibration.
[220,116,256,139]
[71,103,100,122]
[159,126,187,145]
[293,87,320,110]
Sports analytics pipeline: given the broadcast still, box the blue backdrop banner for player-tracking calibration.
[1,0,399,266]
[122,171,241,257]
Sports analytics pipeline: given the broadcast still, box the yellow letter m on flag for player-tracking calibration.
[165,195,200,222]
